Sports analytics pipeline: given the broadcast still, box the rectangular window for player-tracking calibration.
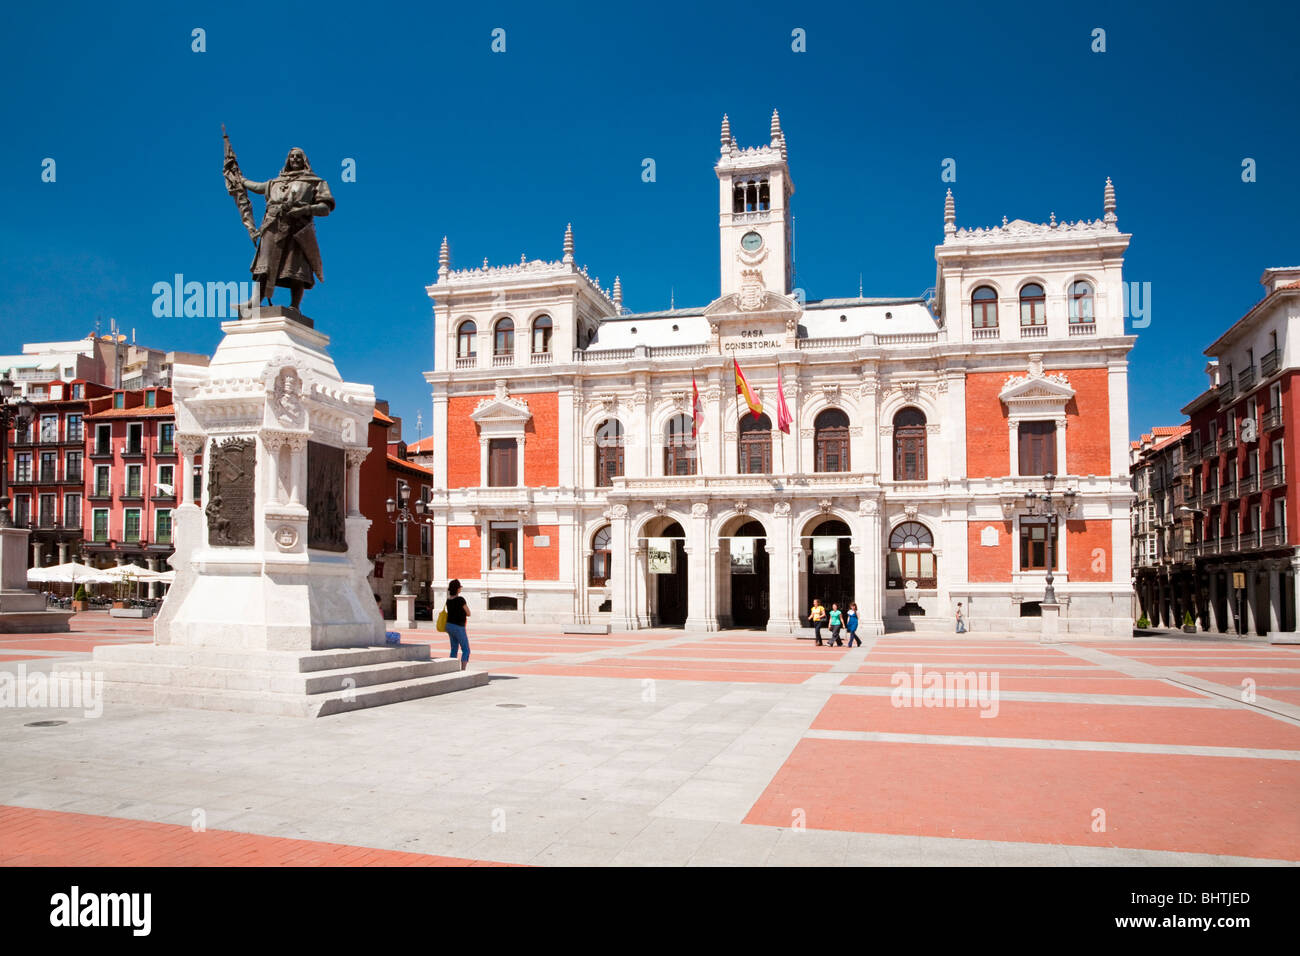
[13,495,30,527]
[156,510,172,545]
[126,423,143,455]
[38,494,56,527]
[1019,519,1057,571]
[489,522,519,570]
[145,390,156,408]
[92,509,109,543]
[125,465,142,498]
[65,451,82,483]
[66,414,82,443]
[64,494,80,529]
[113,393,125,409]
[123,509,141,543]
[14,453,32,482]
[420,525,431,556]
[39,451,57,483]
[95,424,112,455]
[94,465,111,497]
[1018,421,1057,476]
[40,414,58,443]
[157,464,174,495]
[488,439,517,487]
[159,423,175,454]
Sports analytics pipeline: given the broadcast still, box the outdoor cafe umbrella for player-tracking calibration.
[26,561,115,585]
[96,563,168,583]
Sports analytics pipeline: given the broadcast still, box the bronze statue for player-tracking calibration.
[223,130,335,311]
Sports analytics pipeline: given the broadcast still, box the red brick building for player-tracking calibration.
[362,404,433,616]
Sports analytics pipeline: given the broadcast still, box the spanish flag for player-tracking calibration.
[733,358,763,421]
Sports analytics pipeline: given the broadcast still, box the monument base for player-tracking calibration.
[0,527,72,632]
[83,641,487,718]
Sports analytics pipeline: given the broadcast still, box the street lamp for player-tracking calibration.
[386,484,434,599]
[1023,472,1077,605]
[0,374,36,530]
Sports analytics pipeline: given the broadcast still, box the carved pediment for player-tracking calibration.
[999,354,1074,414]
[470,392,532,424]
[702,290,803,319]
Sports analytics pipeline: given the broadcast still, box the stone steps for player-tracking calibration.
[83,641,488,718]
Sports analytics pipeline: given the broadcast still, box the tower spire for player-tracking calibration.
[613,276,623,313]
[563,223,574,264]
[1103,177,1117,223]
[720,114,731,154]
[770,109,782,144]
[943,188,956,236]
[438,236,449,277]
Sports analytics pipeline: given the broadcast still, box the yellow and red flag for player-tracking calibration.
[733,358,763,421]
[691,372,704,438]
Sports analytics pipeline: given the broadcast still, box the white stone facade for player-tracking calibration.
[424,113,1136,635]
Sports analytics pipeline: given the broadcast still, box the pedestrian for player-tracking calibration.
[846,602,861,647]
[444,579,471,670]
[828,603,844,646]
[809,598,826,645]
[955,601,967,634]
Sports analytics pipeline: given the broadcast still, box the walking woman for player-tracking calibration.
[809,598,827,645]
[846,602,862,647]
[444,579,471,670]
[828,603,844,646]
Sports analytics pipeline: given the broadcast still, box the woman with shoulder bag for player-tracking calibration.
[444,579,471,670]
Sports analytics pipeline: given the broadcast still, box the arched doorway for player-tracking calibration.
[729,519,769,628]
[650,520,687,627]
[805,518,854,624]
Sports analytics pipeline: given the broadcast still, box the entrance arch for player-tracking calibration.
[804,518,855,624]
[642,517,687,627]
[725,518,770,629]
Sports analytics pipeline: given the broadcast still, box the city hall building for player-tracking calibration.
[422,112,1134,635]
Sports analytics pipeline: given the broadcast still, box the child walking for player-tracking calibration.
[846,603,861,647]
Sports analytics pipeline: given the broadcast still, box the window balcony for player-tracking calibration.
[120,442,145,458]
[971,326,1000,340]
[1261,465,1285,489]
[1261,348,1281,377]
[454,354,477,369]
[1260,527,1286,548]
[1262,406,1283,432]
[530,351,553,365]
[89,444,114,459]
[1221,478,1238,501]
[1237,366,1256,391]
[491,353,514,367]
[1239,473,1259,495]
[1019,324,1048,338]
[62,470,83,485]
[1068,322,1097,336]
[1218,434,1237,454]
[155,440,176,456]
[1217,383,1235,408]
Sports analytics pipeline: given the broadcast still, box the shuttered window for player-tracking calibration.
[1018,421,1056,476]
[488,439,516,487]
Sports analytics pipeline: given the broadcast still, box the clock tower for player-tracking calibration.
[716,110,795,301]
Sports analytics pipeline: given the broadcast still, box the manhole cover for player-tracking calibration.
[25,720,67,727]
[496,703,526,709]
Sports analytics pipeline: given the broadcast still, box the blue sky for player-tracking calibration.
[1,0,1297,441]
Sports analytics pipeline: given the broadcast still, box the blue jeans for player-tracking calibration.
[446,622,470,663]
[955,619,967,633]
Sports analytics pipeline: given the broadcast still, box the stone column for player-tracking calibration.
[176,433,204,507]
[32,542,43,567]
[767,502,797,632]
[609,505,637,630]
[1269,566,1283,635]
[479,438,489,488]
[1242,568,1256,636]
[57,541,68,565]
[684,504,716,631]
[855,498,885,635]
[147,557,159,599]
[345,447,370,516]
[261,433,286,506]
[285,434,307,506]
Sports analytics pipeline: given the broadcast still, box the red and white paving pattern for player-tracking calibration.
[1,613,1297,866]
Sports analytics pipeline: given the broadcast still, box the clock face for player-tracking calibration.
[740,231,763,252]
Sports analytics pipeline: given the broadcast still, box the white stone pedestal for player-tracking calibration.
[0,526,72,632]
[394,593,416,630]
[1038,602,1062,643]
[85,310,485,715]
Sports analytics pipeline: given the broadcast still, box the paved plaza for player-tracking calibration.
[1,613,1298,866]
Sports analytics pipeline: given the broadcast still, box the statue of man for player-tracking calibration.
[240,147,335,310]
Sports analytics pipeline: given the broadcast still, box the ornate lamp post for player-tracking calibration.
[1024,473,1076,604]
[385,484,433,626]
[0,374,36,529]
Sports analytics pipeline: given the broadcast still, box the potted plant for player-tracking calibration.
[112,575,131,609]
[72,585,87,612]
[1135,614,1150,629]
[1182,610,1197,634]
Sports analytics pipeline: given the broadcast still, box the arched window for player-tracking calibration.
[733,183,745,214]
[531,315,553,353]
[664,414,697,476]
[887,521,936,588]
[738,413,772,474]
[814,408,850,472]
[893,407,927,481]
[971,286,998,328]
[1019,284,1046,326]
[1069,281,1094,324]
[758,179,770,211]
[745,182,757,212]
[494,317,515,357]
[595,419,624,487]
[456,320,477,358]
[590,525,611,586]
